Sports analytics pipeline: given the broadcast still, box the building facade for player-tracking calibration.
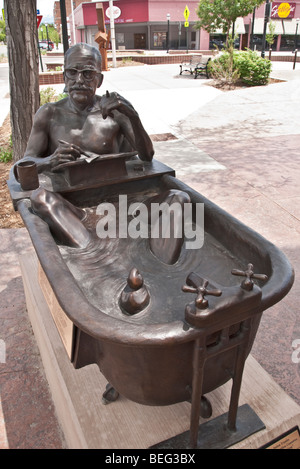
[68,1,300,52]
[70,0,205,50]
[53,0,93,35]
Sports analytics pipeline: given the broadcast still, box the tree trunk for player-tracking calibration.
[4,0,40,162]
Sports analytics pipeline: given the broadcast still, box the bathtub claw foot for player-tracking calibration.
[200,395,212,419]
[102,383,120,405]
[186,389,212,419]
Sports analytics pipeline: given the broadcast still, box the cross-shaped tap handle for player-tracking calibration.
[182,279,222,309]
[231,263,268,291]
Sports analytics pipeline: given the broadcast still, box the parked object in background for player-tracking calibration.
[39,40,54,51]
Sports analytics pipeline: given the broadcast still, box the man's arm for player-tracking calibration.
[100,92,154,161]
[22,104,81,172]
[22,104,53,172]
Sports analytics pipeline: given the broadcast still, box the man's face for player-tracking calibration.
[64,48,103,107]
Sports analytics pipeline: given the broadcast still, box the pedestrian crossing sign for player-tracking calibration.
[184,5,190,21]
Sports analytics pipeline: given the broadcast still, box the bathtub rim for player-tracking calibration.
[16,176,294,346]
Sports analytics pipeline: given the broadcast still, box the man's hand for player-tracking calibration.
[49,140,82,170]
[100,91,138,120]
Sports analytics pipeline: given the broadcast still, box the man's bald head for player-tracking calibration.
[64,43,102,71]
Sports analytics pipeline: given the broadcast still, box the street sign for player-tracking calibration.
[184,21,189,27]
[184,5,190,21]
[37,14,43,29]
[106,6,121,19]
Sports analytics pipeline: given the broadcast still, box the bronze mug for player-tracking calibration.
[14,160,39,191]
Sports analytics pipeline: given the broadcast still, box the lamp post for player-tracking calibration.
[60,0,69,53]
[45,23,50,51]
[71,0,76,45]
[293,18,299,69]
[109,0,117,68]
[250,7,256,51]
[261,0,270,58]
[166,13,170,52]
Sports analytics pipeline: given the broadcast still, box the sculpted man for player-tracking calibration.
[24,42,154,171]
[14,43,154,248]
[15,42,189,264]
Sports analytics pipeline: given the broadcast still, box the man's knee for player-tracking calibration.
[163,189,191,206]
[30,187,53,216]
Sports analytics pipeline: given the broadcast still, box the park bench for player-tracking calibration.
[179,55,211,79]
[179,55,202,76]
[194,56,211,79]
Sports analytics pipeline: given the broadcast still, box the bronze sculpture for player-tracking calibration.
[8,43,294,448]
[24,43,154,169]
[19,43,187,263]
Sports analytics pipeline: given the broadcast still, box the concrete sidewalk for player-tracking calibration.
[0,61,299,448]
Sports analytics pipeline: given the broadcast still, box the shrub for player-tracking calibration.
[0,135,12,163]
[235,49,272,86]
[40,87,67,106]
[208,50,240,87]
[210,46,272,88]
[208,37,240,88]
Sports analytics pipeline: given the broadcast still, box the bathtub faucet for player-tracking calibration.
[231,263,268,291]
[182,275,222,310]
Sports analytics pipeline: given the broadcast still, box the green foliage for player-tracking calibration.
[51,29,60,47]
[235,49,272,86]
[208,39,240,87]
[57,91,68,101]
[40,87,67,106]
[39,23,60,45]
[0,135,13,163]
[0,19,6,43]
[210,46,272,87]
[266,21,277,47]
[122,57,133,64]
[196,0,264,36]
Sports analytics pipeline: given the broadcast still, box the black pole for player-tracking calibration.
[250,8,256,50]
[60,0,69,54]
[167,20,170,52]
[294,22,299,52]
[293,49,298,69]
[261,0,270,58]
[45,24,50,51]
[38,44,44,72]
[166,14,170,52]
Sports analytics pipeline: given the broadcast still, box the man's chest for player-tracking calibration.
[51,111,120,154]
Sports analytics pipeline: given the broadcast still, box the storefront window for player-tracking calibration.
[153,32,167,48]
[209,34,226,50]
[280,35,298,50]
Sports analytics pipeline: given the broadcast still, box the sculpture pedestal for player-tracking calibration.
[20,252,300,449]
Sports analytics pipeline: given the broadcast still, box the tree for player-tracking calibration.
[196,0,267,87]
[196,0,265,38]
[4,0,40,162]
[266,21,277,48]
[39,23,61,49]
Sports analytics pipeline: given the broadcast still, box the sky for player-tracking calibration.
[36,0,55,22]
[0,1,55,23]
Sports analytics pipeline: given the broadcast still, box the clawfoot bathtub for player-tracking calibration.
[8,158,294,448]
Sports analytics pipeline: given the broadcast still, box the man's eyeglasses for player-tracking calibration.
[65,68,100,81]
